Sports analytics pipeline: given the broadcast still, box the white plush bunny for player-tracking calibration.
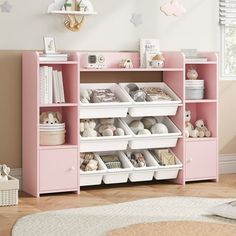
[0,164,10,182]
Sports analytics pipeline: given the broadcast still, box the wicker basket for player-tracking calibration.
[0,175,19,206]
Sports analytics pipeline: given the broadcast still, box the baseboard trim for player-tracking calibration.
[219,154,236,174]
[10,155,236,190]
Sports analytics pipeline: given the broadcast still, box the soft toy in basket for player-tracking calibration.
[0,164,19,206]
[40,112,66,145]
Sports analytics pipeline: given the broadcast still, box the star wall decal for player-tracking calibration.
[130,13,143,27]
[0,1,12,13]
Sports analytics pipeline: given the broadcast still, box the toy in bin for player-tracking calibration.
[39,112,66,145]
[152,149,176,166]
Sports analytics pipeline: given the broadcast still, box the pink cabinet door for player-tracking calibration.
[185,140,217,180]
[40,149,78,192]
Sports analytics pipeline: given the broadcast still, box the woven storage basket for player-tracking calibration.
[0,175,19,206]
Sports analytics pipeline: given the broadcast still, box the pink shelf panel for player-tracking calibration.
[185,137,217,142]
[40,103,78,107]
[80,68,184,72]
[185,99,217,104]
[40,144,78,150]
[40,61,78,65]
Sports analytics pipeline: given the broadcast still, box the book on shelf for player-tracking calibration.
[39,66,65,104]
[140,39,160,68]
[39,53,68,62]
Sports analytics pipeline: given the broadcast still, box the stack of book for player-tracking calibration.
[39,66,65,104]
[39,53,68,62]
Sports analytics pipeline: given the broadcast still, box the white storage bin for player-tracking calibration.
[151,149,183,180]
[80,119,132,152]
[122,116,182,150]
[80,154,107,187]
[80,83,132,119]
[119,82,182,117]
[125,150,157,182]
[99,151,133,184]
[0,176,19,206]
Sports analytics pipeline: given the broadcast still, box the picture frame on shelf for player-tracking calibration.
[140,38,160,68]
[44,37,56,54]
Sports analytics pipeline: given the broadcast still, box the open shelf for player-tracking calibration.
[39,63,78,104]
[40,103,78,108]
[185,103,217,138]
[40,106,78,146]
[185,64,217,100]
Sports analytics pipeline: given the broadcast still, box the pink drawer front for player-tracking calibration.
[185,140,217,181]
[40,149,78,192]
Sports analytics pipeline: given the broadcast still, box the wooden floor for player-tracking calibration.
[1,174,236,236]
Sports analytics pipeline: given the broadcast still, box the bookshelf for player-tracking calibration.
[22,51,218,197]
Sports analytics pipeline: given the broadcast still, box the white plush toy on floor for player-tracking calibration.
[185,111,199,138]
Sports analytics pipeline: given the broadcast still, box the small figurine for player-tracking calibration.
[151,53,165,68]
[119,59,134,69]
[187,68,198,80]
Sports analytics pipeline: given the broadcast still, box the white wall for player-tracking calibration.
[0,0,219,51]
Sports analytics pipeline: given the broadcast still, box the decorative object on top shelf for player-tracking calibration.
[146,52,165,68]
[43,37,56,54]
[0,164,10,182]
[39,111,66,145]
[119,59,133,69]
[140,39,160,68]
[130,13,143,27]
[187,68,198,80]
[195,120,211,138]
[181,49,208,62]
[48,0,97,32]
[185,111,199,138]
[0,0,12,13]
[160,0,186,17]
[84,54,106,69]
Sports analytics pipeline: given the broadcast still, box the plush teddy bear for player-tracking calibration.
[185,111,199,138]
[0,164,10,182]
[80,119,97,137]
[98,118,125,136]
[195,120,211,138]
[40,112,62,124]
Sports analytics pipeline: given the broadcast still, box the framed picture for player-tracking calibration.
[44,37,56,54]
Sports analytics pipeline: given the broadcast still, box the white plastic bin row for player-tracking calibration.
[80,82,182,119]
[80,117,182,152]
[80,150,183,186]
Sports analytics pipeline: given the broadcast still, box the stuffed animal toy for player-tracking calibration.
[80,119,97,137]
[40,112,62,124]
[185,111,199,138]
[98,118,125,136]
[151,123,168,134]
[195,120,211,138]
[119,59,134,69]
[80,89,92,103]
[187,68,198,80]
[0,164,10,182]
[80,153,99,171]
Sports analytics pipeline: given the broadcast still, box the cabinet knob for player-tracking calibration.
[69,166,75,171]
[187,158,192,163]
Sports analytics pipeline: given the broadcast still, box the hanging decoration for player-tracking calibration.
[160,0,186,17]
[130,13,143,27]
[0,1,12,13]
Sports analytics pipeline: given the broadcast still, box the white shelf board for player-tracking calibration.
[50,10,98,15]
